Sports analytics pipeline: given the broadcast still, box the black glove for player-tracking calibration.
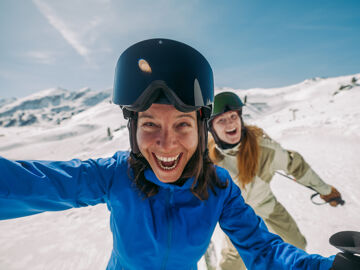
[331,252,360,270]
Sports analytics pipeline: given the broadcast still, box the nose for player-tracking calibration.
[156,128,176,150]
[225,117,236,126]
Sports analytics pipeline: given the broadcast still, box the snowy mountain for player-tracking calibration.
[0,97,17,108]
[0,73,359,269]
[0,87,112,128]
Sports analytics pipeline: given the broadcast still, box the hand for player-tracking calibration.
[320,186,342,207]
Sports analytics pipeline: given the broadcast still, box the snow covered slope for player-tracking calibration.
[0,74,359,269]
[0,87,127,160]
[0,87,112,128]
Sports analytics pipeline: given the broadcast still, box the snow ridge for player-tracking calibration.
[0,87,112,127]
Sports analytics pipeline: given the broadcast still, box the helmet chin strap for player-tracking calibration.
[209,115,246,150]
[123,111,140,155]
[129,119,140,155]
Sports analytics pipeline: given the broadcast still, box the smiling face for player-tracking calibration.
[212,110,242,144]
[136,104,198,183]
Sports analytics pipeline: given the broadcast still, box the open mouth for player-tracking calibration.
[226,128,237,136]
[153,153,182,171]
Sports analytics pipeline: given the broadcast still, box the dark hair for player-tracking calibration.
[128,115,228,200]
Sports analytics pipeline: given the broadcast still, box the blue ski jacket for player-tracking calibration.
[0,151,334,269]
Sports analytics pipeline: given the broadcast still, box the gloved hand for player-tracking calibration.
[320,186,342,207]
[331,252,360,270]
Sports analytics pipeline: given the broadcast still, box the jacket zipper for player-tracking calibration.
[161,190,174,270]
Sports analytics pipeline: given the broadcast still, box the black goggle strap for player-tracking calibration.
[122,106,136,119]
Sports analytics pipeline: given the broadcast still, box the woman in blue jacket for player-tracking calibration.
[0,38,335,270]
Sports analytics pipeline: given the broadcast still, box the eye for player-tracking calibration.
[142,122,157,128]
[177,122,191,128]
[231,114,238,120]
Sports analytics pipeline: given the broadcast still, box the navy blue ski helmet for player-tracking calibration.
[112,38,213,117]
[112,38,214,154]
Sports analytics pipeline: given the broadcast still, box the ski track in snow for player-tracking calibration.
[0,75,359,269]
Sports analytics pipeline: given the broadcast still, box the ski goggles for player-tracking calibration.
[112,38,213,113]
[211,92,244,117]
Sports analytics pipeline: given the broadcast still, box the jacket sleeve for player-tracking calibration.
[0,154,118,220]
[268,138,332,195]
[219,172,334,270]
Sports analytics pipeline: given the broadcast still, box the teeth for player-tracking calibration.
[159,161,178,170]
[156,154,179,162]
[154,153,181,170]
[226,128,236,133]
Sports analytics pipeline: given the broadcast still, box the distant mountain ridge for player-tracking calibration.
[0,87,112,127]
[1,73,359,129]
[0,97,17,108]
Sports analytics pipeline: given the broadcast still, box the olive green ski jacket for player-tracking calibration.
[213,134,332,220]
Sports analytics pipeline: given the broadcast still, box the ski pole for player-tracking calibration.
[275,171,345,206]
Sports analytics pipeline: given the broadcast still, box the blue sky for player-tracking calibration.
[1,0,359,98]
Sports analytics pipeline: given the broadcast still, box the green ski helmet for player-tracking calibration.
[208,91,246,147]
[112,38,214,154]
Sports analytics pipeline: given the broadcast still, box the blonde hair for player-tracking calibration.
[209,125,263,188]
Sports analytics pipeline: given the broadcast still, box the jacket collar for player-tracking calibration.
[216,142,241,157]
[144,169,195,190]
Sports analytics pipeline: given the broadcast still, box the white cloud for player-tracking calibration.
[26,51,56,64]
[32,0,91,61]
[30,0,212,66]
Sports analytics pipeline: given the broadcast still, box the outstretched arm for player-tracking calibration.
[219,173,334,270]
[267,138,342,205]
[0,155,118,219]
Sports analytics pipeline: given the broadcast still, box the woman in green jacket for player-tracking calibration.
[206,91,343,270]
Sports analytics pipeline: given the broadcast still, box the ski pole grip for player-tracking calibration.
[332,197,345,206]
[311,193,345,206]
